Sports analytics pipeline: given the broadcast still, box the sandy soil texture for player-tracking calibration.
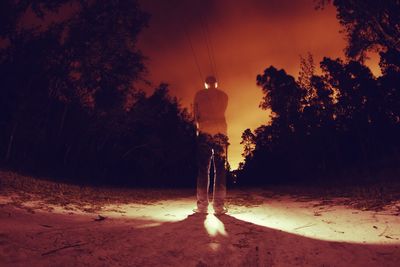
[1,172,400,266]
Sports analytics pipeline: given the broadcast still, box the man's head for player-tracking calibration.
[204,76,218,89]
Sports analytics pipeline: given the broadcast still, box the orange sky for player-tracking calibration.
[137,0,380,169]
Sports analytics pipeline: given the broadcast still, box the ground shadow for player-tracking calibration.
[1,206,400,267]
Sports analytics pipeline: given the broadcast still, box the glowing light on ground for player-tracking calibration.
[99,195,400,244]
[204,213,227,237]
[101,198,195,223]
[3,189,400,266]
[13,193,399,245]
[227,197,400,244]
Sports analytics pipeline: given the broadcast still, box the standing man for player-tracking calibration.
[193,75,229,215]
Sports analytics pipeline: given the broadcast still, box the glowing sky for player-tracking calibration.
[136,0,379,169]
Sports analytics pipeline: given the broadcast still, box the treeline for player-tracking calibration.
[0,82,197,187]
[237,0,400,185]
[0,0,197,187]
[238,53,400,185]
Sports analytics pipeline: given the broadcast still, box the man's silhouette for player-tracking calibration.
[193,76,229,215]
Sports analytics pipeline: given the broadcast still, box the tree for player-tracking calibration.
[298,52,316,98]
[0,1,140,179]
[318,0,400,60]
[1,0,149,109]
[239,55,399,185]
[239,0,400,186]
[240,129,255,158]
[0,1,201,187]
[256,66,303,129]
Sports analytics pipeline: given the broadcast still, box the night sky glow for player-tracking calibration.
[137,0,381,169]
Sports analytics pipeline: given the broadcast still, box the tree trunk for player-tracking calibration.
[5,123,18,162]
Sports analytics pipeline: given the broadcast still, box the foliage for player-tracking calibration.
[238,55,400,185]
[317,0,400,61]
[0,1,197,187]
[239,1,400,185]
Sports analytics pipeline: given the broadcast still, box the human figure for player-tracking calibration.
[193,76,229,215]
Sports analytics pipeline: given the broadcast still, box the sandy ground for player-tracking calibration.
[1,173,400,266]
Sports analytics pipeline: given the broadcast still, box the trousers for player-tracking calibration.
[196,133,228,212]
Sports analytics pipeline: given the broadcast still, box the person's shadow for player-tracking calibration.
[99,212,400,267]
[3,208,399,267]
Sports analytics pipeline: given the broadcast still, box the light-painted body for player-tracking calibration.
[194,76,229,215]
[194,87,228,136]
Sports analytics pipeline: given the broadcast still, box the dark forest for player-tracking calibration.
[1,0,399,187]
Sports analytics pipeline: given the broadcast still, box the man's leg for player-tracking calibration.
[196,136,212,213]
[213,146,227,214]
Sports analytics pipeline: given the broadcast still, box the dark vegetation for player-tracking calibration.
[237,0,400,185]
[0,0,399,187]
[0,0,197,187]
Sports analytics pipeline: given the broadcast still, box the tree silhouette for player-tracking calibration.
[318,0,400,60]
[0,1,198,187]
[240,129,255,159]
[238,53,400,185]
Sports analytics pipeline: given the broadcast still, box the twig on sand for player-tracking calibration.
[41,242,86,256]
[293,223,317,231]
[385,235,396,239]
[328,226,345,234]
[377,225,398,239]
[378,224,389,237]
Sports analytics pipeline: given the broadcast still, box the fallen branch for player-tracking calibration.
[293,223,316,231]
[41,242,86,256]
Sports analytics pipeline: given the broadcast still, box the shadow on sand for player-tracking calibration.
[2,206,399,267]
